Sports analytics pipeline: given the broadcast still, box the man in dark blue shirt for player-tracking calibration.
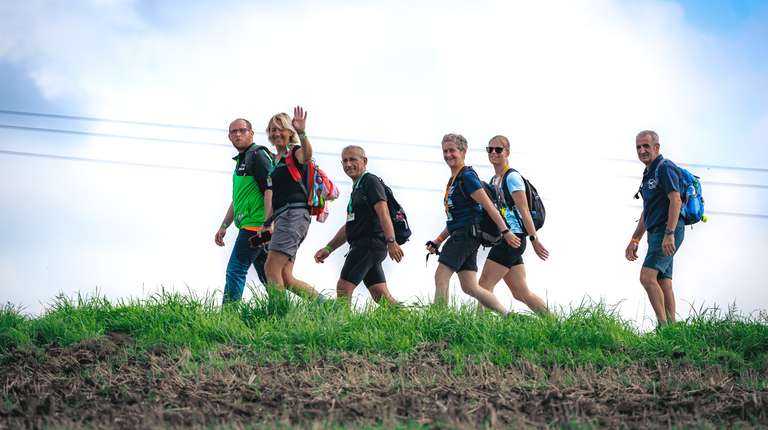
[625,130,685,326]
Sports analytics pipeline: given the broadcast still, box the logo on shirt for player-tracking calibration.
[646,178,658,190]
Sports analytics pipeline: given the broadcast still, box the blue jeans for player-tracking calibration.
[223,229,268,303]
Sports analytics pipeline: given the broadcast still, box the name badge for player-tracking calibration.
[347,212,355,222]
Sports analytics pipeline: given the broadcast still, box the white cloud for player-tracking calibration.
[1,0,766,320]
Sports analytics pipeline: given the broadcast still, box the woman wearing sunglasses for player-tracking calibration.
[478,135,549,315]
[426,133,520,314]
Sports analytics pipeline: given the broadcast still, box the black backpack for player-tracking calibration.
[500,168,546,232]
[357,173,412,245]
[454,166,507,247]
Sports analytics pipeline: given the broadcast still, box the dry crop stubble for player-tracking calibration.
[1,333,767,429]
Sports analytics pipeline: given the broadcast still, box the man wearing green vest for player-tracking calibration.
[215,118,274,303]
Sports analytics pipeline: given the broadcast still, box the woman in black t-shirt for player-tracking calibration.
[262,106,323,300]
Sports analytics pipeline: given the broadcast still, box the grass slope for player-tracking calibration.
[2,291,767,373]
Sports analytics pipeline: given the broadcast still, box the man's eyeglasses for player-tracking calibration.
[229,128,251,135]
[486,147,504,154]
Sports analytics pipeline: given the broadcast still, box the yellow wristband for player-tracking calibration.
[630,238,640,245]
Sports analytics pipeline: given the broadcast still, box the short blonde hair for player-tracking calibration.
[442,133,468,152]
[266,113,299,144]
[488,135,510,152]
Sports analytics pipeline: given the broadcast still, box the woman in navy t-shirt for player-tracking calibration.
[426,133,521,314]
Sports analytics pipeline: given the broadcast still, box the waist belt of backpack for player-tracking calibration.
[264,202,309,226]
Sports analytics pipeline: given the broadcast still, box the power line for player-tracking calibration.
[0,149,229,174]
[617,175,768,190]
[4,123,768,188]
[7,108,767,172]
[0,123,471,168]
[0,124,228,148]
[0,108,448,151]
[2,149,767,220]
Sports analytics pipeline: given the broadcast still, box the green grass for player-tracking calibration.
[1,291,767,372]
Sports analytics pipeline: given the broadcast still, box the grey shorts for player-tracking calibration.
[270,207,311,260]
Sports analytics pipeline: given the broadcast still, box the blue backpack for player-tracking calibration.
[677,166,706,225]
[636,159,706,225]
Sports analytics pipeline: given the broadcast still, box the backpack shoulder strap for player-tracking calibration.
[285,146,303,182]
[502,168,529,235]
[654,158,667,182]
[253,145,274,165]
[500,168,515,207]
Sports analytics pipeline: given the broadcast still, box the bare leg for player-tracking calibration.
[478,258,509,294]
[503,265,548,315]
[457,270,508,315]
[336,278,357,306]
[658,278,676,322]
[434,263,454,306]
[265,250,289,289]
[640,267,667,325]
[281,259,319,299]
[367,282,399,306]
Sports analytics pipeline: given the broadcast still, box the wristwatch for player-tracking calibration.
[386,238,396,244]
[529,235,537,241]
[664,228,675,236]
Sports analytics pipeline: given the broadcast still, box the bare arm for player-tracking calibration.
[215,202,234,246]
[470,188,521,248]
[661,191,682,256]
[665,191,682,232]
[625,211,645,261]
[510,191,536,237]
[374,200,404,262]
[427,227,450,254]
[314,224,347,263]
[291,106,313,164]
[510,190,549,260]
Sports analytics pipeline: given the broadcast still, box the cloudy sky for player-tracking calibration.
[1,0,766,327]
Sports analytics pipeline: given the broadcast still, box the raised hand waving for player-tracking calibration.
[292,106,307,133]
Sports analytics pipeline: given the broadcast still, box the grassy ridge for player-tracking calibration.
[1,291,767,372]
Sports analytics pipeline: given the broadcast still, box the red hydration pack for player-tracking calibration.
[286,148,339,222]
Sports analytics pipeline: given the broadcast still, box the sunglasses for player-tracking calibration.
[485,147,504,154]
[229,128,251,135]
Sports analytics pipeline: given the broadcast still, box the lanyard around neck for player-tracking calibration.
[348,171,368,214]
[444,166,464,212]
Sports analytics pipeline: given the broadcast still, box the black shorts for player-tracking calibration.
[340,239,387,287]
[487,234,527,268]
[438,229,481,272]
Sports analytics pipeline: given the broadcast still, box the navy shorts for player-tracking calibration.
[340,239,387,287]
[643,220,685,280]
[438,229,481,272]
[487,233,527,268]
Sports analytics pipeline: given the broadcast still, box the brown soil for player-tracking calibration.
[1,333,766,429]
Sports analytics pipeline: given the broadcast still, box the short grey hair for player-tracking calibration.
[636,130,659,145]
[442,133,468,152]
[341,145,366,158]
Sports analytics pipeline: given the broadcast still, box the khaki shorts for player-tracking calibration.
[270,207,311,260]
